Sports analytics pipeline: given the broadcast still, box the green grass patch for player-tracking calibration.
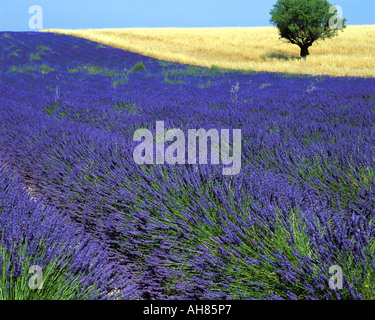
[163,64,236,78]
[159,61,174,67]
[102,69,120,77]
[198,81,216,88]
[39,65,55,74]
[164,78,185,85]
[131,61,146,71]
[58,108,70,120]
[44,102,62,116]
[9,50,21,57]
[68,68,79,73]
[281,73,311,78]
[240,69,258,75]
[68,64,119,77]
[113,101,138,114]
[259,83,271,89]
[8,64,37,74]
[111,79,127,87]
[84,65,106,75]
[30,53,41,60]
[36,45,51,54]
[7,64,54,74]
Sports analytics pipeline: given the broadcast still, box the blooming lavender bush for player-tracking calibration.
[0,31,375,299]
[0,164,140,300]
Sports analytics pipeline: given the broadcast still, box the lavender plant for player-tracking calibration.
[0,164,140,300]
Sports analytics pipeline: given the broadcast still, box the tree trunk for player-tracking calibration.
[300,45,310,58]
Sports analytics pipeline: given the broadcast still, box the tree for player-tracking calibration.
[269,0,346,58]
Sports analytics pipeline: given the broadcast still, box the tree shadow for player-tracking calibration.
[262,52,302,61]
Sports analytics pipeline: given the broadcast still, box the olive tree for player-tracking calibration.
[269,0,346,57]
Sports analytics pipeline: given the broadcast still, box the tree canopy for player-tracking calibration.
[269,0,346,57]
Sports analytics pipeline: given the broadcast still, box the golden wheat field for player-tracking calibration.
[43,25,375,78]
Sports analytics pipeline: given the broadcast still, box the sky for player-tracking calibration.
[0,0,374,31]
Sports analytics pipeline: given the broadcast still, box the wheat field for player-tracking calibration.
[43,25,375,78]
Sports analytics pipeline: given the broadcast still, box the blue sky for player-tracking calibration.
[0,0,374,31]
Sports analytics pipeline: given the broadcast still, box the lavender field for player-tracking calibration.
[1,31,375,300]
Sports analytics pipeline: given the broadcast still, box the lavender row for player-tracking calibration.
[0,163,140,299]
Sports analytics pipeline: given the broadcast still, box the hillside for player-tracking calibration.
[44,25,375,78]
[1,31,375,299]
